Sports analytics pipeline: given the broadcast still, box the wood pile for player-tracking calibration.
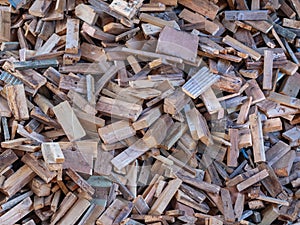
[0,0,300,224]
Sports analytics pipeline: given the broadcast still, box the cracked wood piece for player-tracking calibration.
[143,114,174,148]
[268,91,300,109]
[50,192,78,225]
[156,26,199,63]
[256,195,289,206]
[22,153,57,183]
[161,122,187,150]
[249,112,266,163]
[0,149,18,173]
[42,142,65,165]
[224,10,268,20]
[5,84,29,121]
[95,65,119,96]
[98,120,136,144]
[256,99,299,118]
[1,164,36,197]
[236,169,269,191]
[0,96,12,117]
[227,129,239,167]
[81,42,106,62]
[221,188,235,223]
[53,101,86,141]
[111,139,149,170]
[234,193,245,220]
[178,0,219,20]
[75,4,98,25]
[96,96,142,122]
[266,141,290,166]
[182,67,219,99]
[150,178,182,215]
[66,168,95,195]
[185,107,212,145]
[263,50,273,90]
[57,198,90,225]
[0,197,33,225]
[280,72,300,97]
[283,18,300,29]
[66,18,79,54]
[0,6,11,42]
[223,35,261,61]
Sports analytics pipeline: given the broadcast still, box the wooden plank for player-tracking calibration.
[75,4,98,25]
[0,6,11,42]
[57,198,90,225]
[227,129,239,167]
[97,199,127,225]
[149,178,182,215]
[236,169,269,191]
[266,141,291,166]
[98,120,136,144]
[21,153,57,183]
[53,101,86,141]
[0,149,18,173]
[223,35,261,61]
[263,50,273,90]
[178,0,219,20]
[42,142,64,165]
[268,91,300,109]
[29,0,52,17]
[272,150,296,177]
[262,118,282,133]
[249,112,266,163]
[220,188,235,222]
[66,18,80,54]
[66,168,95,195]
[0,197,33,225]
[5,84,29,121]
[224,10,268,20]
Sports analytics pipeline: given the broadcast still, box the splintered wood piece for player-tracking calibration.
[51,192,78,225]
[81,42,105,62]
[245,79,265,104]
[0,197,33,225]
[260,206,279,225]
[249,112,266,163]
[96,96,143,121]
[96,199,127,225]
[5,84,29,121]
[223,35,261,61]
[66,18,79,54]
[66,168,95,195]
[282,127,300,142]
[227,129,239,167]
[178,0,219,20]
[149,178,182,215]
[67,90,97,115]
[237,97,252,124]
[263,50,273,90]
[156,26,199,63]
[164,89,190,115]
[182,67,219,99]
[224,10,268,20]
[220,188,235,223]
[272,150,296,177]
[139,13,180,30]
[279,72,300,97]
[161,122,187,150]
[236,169,269,192]
[98,120,136,144]
[266,141,291,166]
[1,165,36,197]
[42,142,65,164]
[0,149,18,173]
[143,114,174,148]
[268,91,300,109]
[185,107,212,145]
[111,139,149,170]
[234,193,245,220]
[283,18,300,29]
[0,6,11,42]
[21,153,57,183]
[53,101,86,141]
[57,198,90,225]
[75,4,98,25]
